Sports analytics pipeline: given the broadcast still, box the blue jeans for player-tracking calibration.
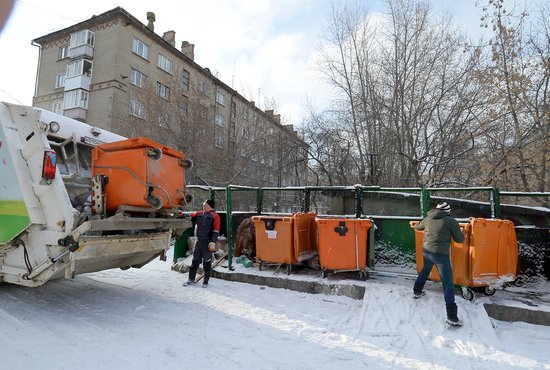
[414,250,455,305]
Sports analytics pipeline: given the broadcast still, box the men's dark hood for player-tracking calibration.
[427,209,450,219]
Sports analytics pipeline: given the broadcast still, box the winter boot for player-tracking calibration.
[413,291,426,299]
[203,269,211,285]
[445,303,463,326]
[413,281,425,299]
[182,280,196,287]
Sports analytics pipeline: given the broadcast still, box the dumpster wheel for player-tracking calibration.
[147,194,164,209]
[483,286,496,296]
[358,270,367,281]
[461,286,474,301]
[321,269,328,278]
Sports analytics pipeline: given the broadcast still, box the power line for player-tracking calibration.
[0,88,25,105]
[15,0,81,23]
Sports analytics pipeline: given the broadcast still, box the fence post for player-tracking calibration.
[355,186,363,218]
[225,186,234,270]
[303,188,310,212]
[257,187,263,215]
[491,187,501,219]
[421,188,430,217]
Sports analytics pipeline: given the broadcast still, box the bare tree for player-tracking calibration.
[310,0,481,187]
[475,0,550,194]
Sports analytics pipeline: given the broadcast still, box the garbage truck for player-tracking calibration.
[0,102,192,287]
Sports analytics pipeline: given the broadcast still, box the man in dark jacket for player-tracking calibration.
[184,199,220,287]
[413,202,465,326]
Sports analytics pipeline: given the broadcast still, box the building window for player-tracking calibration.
[198,79,210,96]
[66,59,92,78]
[63,89,89,109]
[215,113,224,127]
[252,115,258,126]
[157,54,173,74]
[182,69,190,92]
[130,99,146,119]
[130,68,147,88]
[132,37,149,60]
[58,45,68,60]
[52,101,63,114]
[70,30,94,48]
[216,90,225,106]
[241,127,249,139]
[156,82,170,100]
[55,74,65,88]
[158,113,170,127]
[215,136,224,148]
[180,95,188,116]
[243,109,249,120]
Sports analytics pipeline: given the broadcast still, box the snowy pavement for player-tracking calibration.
[1,255,550,370]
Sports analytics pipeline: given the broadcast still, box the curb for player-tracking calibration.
[483,303,550,326]
[210,268,550,327]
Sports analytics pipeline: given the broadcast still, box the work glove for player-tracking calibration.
[208,242,216,252]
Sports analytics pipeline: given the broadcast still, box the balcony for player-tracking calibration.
[63,107,87,121]
[64,74,91,92]
[69,44,93,59]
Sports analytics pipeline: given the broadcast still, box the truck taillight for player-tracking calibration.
[42,149,57,181]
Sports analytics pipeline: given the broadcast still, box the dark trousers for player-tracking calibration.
[414,250,456,305]
[188,239,213,283]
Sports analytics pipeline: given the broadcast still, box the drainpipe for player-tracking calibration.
[31,40,41,105]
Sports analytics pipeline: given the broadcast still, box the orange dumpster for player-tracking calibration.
[469,218,518,286]
[411,221,470,285]
[316,218,373,278]
[92,137,188,213]
[251,213,317,273]
[410,218,518,300]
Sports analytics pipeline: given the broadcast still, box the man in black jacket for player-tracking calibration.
[413,202,465,326]
[184,199,220,287]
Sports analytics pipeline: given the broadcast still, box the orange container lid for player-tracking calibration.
[95,137,185,159]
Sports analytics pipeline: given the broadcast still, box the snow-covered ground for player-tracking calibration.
[1,252,550,370]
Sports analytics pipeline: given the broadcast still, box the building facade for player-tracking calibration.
[32,7,307,187]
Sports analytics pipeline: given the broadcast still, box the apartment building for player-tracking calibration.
[32,7,307,187]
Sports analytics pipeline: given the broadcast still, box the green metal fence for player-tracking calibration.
[175,185,549,279]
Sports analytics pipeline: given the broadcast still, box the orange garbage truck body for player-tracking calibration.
[92,137,188,213]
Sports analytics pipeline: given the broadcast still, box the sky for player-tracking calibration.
[1,249,549,370]
[0,0,513,127]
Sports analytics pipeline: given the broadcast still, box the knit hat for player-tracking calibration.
[205,199,215,209]
[436,202,451,212]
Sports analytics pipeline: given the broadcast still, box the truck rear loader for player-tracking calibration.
[0,102,191,287]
